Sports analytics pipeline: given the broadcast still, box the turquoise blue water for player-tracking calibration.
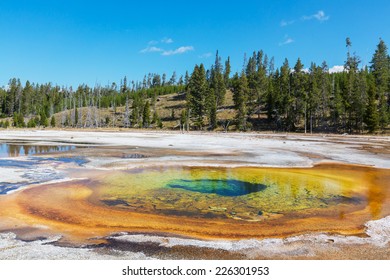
[166,179,267,196]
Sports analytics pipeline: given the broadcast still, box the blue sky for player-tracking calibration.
[0,0,389,87]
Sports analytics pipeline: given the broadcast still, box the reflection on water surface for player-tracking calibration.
[0,143,75,157]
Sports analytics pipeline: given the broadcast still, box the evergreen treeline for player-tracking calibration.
[186,38,390,133]
[0,72,184,129]
[1,38,389,134]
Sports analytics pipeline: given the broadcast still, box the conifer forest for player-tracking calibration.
[1,38,389,134]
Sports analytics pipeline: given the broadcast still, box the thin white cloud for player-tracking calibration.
[140,46,164,53]
[161,37,174,44]
[141,39,194,56]
[147,40,159,45]
[148,37,174,45]
[329,65,344,73]
[279,37,294,46]
[280,20,295,27]
[302,10,329,22]
[199,52,212,58]
[280,10,329,30]
[314,10,329,21]
[162,46,194,56]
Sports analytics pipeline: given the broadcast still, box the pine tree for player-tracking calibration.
[279,58,291,130]
[308,63,321,133]
[268,57,275,75]
[370,38,390,129]
[246,52,258,117]
[151,109,162,128]
[6,78,21,116]
[184,71,190,87]
[318,61,332,131]
[207,89,217,130]
[211,51,226,106]
[365,77,379,133]
[50,116,56,127]
[329,74,344,131]
[152,110,159,124]
[142,101,151,128]
[13,113,25,128]
[354,69,368,132]
[224,56,231,87]
[40,111,48,127]
[232,72,249,130]
[27,118,36,128]
[61,100,67,127]
[291,58,306,131]
[187,64,208,129]
[121,76,128,93]
[131,92,143,127]
[180,110,187,131]
[254,50,268,119]
[178,75,184,86]
[162,73,167,86]
[265,70,276,122]
[344,37,363,132]
[169,71,177,85]
[74,105,78,127]
[131,107,138,127]
[152,74,161,88]
[22,81,33,115]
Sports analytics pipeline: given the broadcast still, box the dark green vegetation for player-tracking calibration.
[1,38,389,133]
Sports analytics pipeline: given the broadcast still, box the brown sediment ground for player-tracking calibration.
[0,130,389,259]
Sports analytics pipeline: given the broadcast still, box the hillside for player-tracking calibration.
[47,90,238,131]
[2,87,388,134]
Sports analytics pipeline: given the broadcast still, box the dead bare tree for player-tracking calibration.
[71,97,76,127]
[85,92,93,128]
[61,99,66,127]
[123,96,130,128]
[94,86,100,127]
[77,96,82,128]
